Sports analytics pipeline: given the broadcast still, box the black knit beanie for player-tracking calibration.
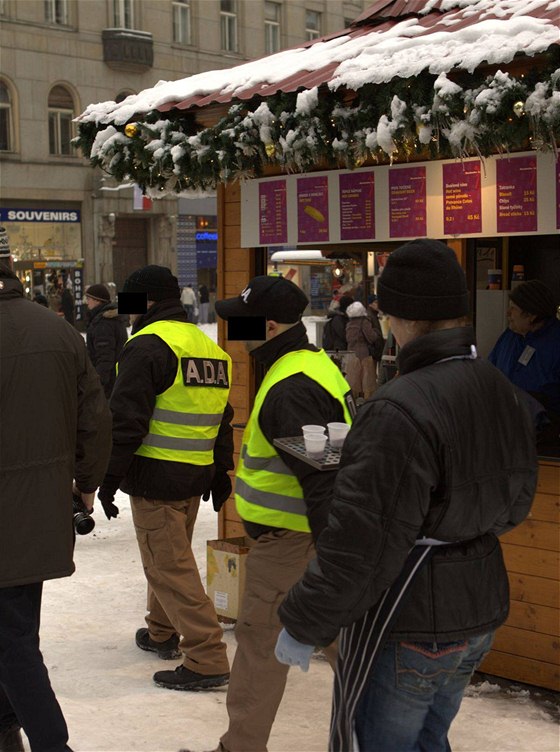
[123,265,180,302]
[509,280,557,320]
[85,283,110,303]
[377,239,469,320]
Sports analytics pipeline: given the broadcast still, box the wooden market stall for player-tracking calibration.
[78,0,560,690]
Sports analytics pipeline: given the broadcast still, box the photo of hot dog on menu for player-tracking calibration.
[304,204,326,223]
[298,175,330,242]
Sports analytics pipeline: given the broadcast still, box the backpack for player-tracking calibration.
[363,323,385,360]
[322,318,335,350]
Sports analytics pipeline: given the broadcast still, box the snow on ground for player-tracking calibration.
[52,321,558,752]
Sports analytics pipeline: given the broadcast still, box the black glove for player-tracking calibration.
[202,472,232,512]
[98,475,121,520]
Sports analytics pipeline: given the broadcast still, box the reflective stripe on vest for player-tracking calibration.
[126,320,232,465]
[235,349,352,532]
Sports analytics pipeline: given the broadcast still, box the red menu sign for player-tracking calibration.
[297,176,329,242]
[496,156,537,233]
[389,167,427,238]
[259,179,287,245]
[443,161,482,234]
[339,172,375,240]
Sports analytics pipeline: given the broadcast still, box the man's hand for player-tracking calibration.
[73,482,95,513]
[274,628,314,672]
[202,472,232,512]
[98,475,121,520]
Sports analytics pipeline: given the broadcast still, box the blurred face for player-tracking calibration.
[85,295,99,310]
[507,302,534,335]
[244,319,285,352]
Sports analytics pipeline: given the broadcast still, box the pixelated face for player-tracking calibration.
[507,302,534,335]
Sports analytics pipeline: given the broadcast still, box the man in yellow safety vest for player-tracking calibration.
[205,275,355,752]
[97,265,234,691]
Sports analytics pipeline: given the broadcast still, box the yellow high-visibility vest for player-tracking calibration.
[235,349,352,532]
[125,320,232,465]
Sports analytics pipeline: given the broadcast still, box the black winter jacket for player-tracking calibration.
[86,302,128,399]
[243,322,351,542]
[103,299,234,501]
[0,274,112,587]
[279,327,538,645]
[323,310,348,351]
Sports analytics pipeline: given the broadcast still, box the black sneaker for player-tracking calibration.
[135,627,181,660]
[153,664,229,691]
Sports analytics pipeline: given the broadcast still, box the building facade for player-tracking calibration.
[0,0,368,320]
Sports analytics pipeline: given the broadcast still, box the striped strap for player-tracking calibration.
[329,545,434,752]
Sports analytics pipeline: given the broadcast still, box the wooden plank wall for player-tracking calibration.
[216,186,559,691]
[479,460,560,690]
[217,182,255,540]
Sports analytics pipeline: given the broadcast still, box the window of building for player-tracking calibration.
[0,1,6,17]
[173,0,191,44]
[115,90,135,103]
[0,80,13,152]
[114,0,134,28]
[48,85,74,156]
[305,9,321,40]
[44,0,68,25]
[264,1,280,54]
[220,0,237,52]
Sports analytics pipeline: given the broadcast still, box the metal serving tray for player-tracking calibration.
[273,436,342,471]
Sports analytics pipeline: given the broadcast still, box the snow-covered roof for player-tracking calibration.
[79,0,559,126]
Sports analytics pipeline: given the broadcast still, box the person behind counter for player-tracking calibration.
[489,280,560,450]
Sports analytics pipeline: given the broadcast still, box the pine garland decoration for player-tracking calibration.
[74,60,560,196]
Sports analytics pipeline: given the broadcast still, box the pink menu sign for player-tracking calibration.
[297,175,329,243]
[443,161,482,234]
[259,179,288,245]
[496,156,537,233]
[389,167,427,238]
[339,172,375,240]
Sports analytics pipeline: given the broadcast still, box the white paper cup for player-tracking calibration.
[327,422,351,449]
[302,425,326,434]
[304,433,327,459]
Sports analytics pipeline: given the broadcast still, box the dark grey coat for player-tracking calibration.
[280,327,538,646]
[0,274,112,587]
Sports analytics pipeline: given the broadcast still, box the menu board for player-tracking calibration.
[259,179,287,245]
[443,161,482,234]
[297,175,329,242]
[496,155,537,233]
[339,172,375,240]
[389,166,426,238]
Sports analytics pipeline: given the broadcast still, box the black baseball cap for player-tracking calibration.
[215,275,309,323]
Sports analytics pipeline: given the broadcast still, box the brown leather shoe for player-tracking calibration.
[0,725,24,752]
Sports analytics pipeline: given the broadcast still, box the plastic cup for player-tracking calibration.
[304,433,327,459]
[327,422,351,449]
[302,425,326,434]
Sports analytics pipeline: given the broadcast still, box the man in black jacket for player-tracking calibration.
[0,247,111,752]
[203,275,355,752]
[97,265,234,691]
[85,284,128,399]
[276,241,538,752]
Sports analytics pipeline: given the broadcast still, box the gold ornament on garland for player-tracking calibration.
[513,101,525,118]
[354,155,365,167]
[265,142,276,157]
[125,123,139,137]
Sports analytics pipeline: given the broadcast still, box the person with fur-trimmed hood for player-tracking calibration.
[85,284,128,400]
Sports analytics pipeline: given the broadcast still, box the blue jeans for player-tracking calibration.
[355,631,494,752]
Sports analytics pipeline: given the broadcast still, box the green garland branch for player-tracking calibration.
[74,62,560,196]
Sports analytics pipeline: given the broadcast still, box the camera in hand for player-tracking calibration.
[73,493,95,535]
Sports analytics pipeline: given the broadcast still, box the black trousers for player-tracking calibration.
[0,582,70,752]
